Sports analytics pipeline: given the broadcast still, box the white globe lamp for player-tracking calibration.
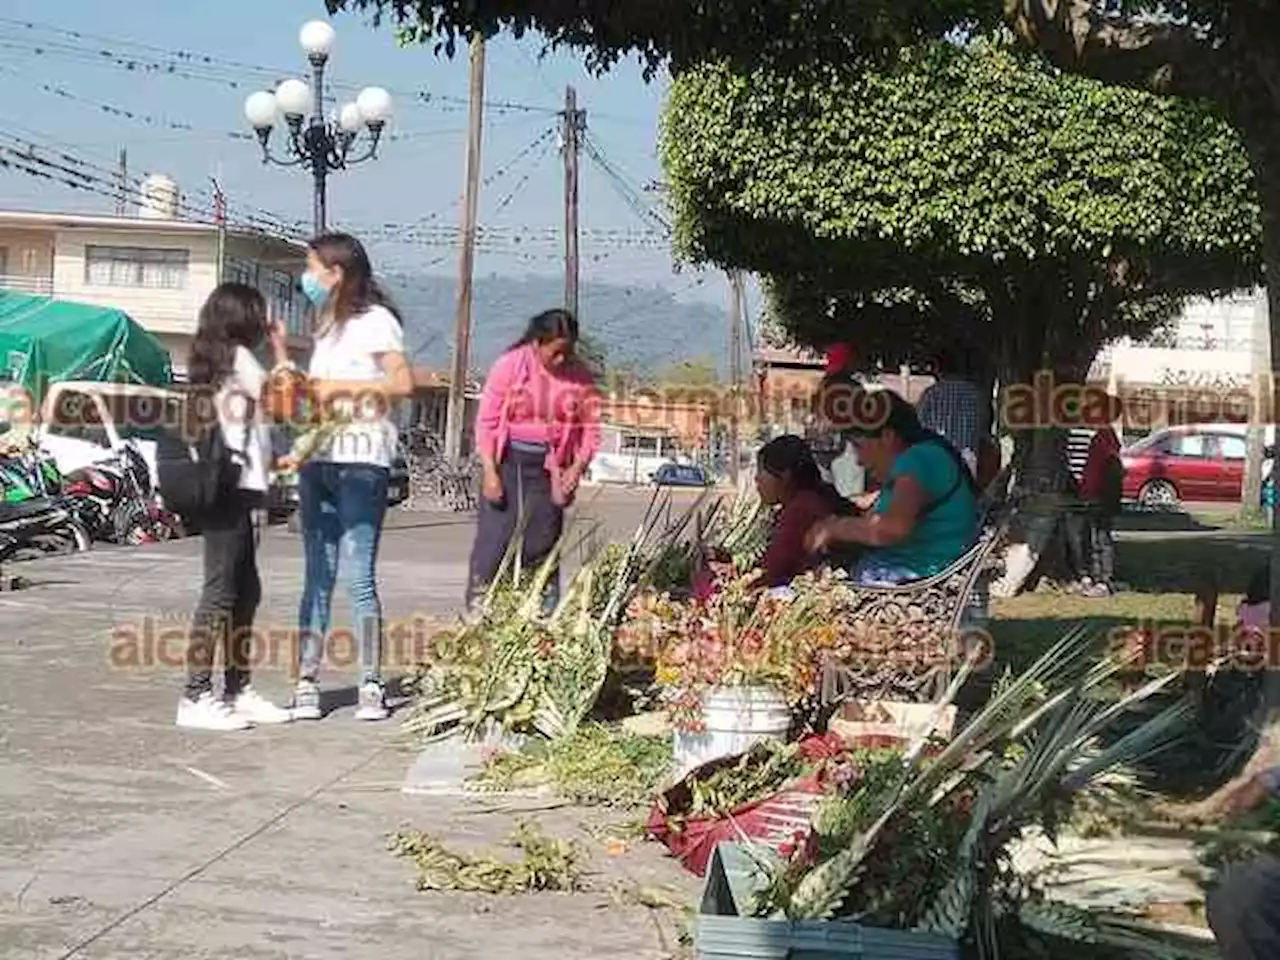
[300,20,336,61]
[338,102,365,134]
[356,86,392,127]
[244,91,278,130]
[274,79,312,120]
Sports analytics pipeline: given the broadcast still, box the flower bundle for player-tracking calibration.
[623,568,832,733]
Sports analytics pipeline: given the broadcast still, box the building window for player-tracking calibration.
[0,247,8,276]
[223,257,257,286]
[85,245,189,289]
[263,269,307,337]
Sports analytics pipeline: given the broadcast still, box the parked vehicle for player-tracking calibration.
[267,424,410,531]
[35,381,187,491]
[1120,423,1275,507]
[26,382,187,542]
[0,496,91,559]
[0,438,91,557]
[652,462,711,488]
[62,442,183,544]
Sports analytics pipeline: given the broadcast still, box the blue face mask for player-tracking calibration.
[300,272,331,309]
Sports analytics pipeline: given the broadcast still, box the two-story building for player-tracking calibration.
[0,198,311,377]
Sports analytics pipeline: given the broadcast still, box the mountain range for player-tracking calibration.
[383,272,730,376]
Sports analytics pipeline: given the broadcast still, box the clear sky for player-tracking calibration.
[0,0,724,305]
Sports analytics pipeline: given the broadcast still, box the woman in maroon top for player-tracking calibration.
[754,436,852,588]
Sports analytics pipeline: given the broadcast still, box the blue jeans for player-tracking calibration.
[852,557,921,587]
[297,462,388,685]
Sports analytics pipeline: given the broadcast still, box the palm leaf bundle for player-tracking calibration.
[745,625,1199,959]
[400,488,711,744]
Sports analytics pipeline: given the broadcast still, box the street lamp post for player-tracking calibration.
[243,20,392,236]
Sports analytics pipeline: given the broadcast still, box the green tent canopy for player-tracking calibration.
[0,291,173,407]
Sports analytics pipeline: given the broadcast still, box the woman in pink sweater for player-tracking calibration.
[466,309,601,612]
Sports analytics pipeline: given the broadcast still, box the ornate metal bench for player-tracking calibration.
[818,474,1013,708]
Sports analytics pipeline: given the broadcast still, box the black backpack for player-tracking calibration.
[155,395,249,520]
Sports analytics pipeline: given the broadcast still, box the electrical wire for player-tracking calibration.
[341,126,558,238]
[0,117,307,235]
[0,128,305,237]
[0,18,560,116]
[580,132,671,238]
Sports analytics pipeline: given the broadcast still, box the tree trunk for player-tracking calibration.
[991,341,1093,597]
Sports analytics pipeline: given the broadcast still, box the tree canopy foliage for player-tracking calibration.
[324,0,995,77]
[659,38,1261,377]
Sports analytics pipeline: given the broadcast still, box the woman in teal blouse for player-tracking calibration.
[807,388,979,586]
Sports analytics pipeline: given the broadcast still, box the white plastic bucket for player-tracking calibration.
[671,685,791,780]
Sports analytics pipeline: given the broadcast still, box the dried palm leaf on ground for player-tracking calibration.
[388,821,584,894]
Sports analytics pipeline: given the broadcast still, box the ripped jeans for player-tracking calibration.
[296,461,388,685]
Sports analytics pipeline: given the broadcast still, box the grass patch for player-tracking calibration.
[989,533,1268,676]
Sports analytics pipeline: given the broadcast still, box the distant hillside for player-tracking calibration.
[383,273,728,375]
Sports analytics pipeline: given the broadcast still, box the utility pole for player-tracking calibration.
[562,86,584,319]
[115,148,128,215]
[444,34,485,462]
[1245,288,1271,516]
[211,176,227,284]
[727,270,745,487]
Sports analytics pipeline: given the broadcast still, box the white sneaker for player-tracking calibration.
[177,692,252,731]
[229,686,293,725]
[291,679,322,721]
[354,681,389,722]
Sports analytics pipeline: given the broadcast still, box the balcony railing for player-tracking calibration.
[0,275,54,296]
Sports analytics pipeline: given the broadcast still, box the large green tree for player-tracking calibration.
[657,38,1259,592]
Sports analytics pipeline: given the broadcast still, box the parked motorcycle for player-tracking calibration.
[61,441,182,545]
[0,441,90,557]
[0,497,92,560]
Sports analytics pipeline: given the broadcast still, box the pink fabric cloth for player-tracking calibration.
[474,344,602,472]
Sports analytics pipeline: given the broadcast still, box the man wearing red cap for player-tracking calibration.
[825,343,855,375]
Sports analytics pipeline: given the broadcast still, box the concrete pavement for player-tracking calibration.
[0,491,699,960]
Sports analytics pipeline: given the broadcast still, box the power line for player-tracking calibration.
[339,126,558,237]
[0,129,305,237]
[3,66,522,146]
[0,18,560,116]
[580,131,671,237]
[0,117,307,235]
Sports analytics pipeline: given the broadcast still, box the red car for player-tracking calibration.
[1120,425,1254,506]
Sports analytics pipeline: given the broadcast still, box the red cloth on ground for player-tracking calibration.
[759,489,835,587]
[647,734,845,876]
[1080,427,1121,500]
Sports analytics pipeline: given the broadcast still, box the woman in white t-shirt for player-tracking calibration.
[288,233,412,722]
[177,283,294,731]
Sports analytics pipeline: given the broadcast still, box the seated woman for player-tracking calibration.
[806,389,979,586]
[752,435,852,588]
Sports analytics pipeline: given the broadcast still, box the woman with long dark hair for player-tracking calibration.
[290,233,412,722]
[467,308,601,611]
[177,282,293,730]
[753,435,852,587]
[807,389,979,586]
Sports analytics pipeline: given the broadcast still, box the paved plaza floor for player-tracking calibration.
[0,490,701,960]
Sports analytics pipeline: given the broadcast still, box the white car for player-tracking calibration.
[32,380,189,488]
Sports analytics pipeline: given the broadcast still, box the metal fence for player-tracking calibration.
[400,427,479,513]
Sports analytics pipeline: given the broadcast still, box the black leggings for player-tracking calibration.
[184,494,261,699]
